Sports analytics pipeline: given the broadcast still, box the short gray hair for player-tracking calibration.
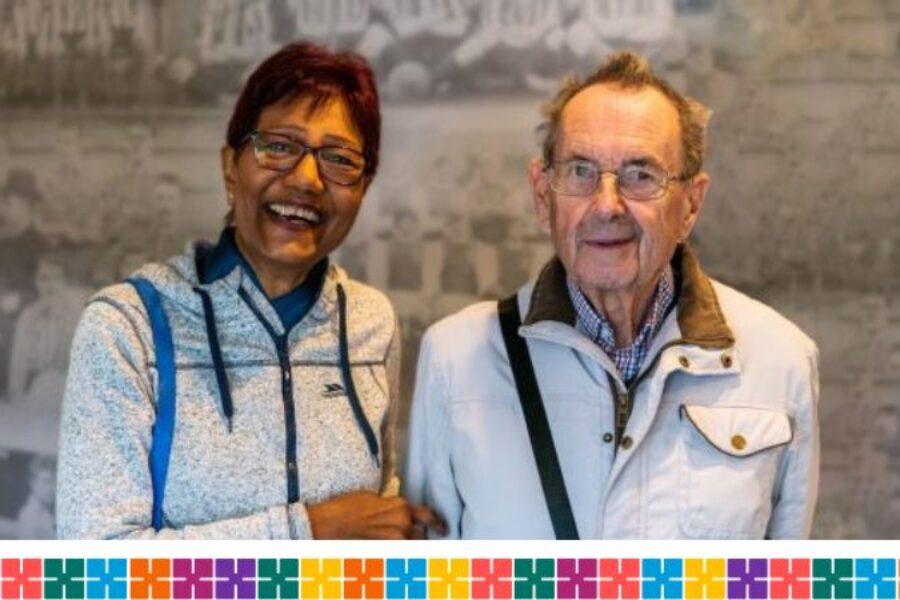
[537,51,711,177]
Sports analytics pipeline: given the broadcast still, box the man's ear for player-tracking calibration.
[528,158,552,233]
[221,145,237,208]
[680,171,710,240]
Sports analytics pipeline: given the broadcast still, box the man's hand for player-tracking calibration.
[307,491,447,539]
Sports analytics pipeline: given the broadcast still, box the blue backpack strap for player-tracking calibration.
[126,277,176,532]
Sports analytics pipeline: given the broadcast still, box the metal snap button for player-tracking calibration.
[602,433,613,444]
[620,436,633,450]
[731,434,746,451]
[721,354,733,368]
[678,356,690,368]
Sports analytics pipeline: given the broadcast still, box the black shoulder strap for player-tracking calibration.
[497,295,579,540]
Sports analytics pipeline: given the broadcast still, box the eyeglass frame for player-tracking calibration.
[545,158,694,201]
[240,130,368,186]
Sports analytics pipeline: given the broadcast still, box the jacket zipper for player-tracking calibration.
[609,340,685,452]
[238,288,300,504]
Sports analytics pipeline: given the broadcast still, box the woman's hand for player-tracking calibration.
[307,490,447,539]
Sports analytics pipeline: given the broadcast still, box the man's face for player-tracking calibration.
[529,84,709,300]
[35,261,65,297]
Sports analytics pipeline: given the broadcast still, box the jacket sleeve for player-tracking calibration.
[379,318,401,498]
[56,297,311,540]
[766,341,820,539]
[403,327,462,538]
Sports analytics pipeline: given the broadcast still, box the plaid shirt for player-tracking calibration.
[567,266,675,385]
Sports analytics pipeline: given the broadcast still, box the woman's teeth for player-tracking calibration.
[267,203,321,224]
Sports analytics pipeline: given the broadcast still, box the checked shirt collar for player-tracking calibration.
[566,266,675,385]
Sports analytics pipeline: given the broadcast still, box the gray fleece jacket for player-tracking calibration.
[57,243,399,539]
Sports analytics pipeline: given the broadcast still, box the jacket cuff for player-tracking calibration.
[287,503,313,539]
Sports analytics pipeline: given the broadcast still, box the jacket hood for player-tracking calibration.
[125,241,348,334]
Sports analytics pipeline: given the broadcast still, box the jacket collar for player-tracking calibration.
[187,227,337,332]
[522,244,734,349]
[195,227,250,286]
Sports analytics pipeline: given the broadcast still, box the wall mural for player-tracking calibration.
[0,0,899,538]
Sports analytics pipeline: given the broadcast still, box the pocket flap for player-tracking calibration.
[680,405,792,457]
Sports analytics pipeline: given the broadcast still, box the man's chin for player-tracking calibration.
[574,270,637,297]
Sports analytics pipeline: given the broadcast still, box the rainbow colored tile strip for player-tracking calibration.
[0,557,895,599]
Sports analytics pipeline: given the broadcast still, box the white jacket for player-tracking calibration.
[405,246,819,539]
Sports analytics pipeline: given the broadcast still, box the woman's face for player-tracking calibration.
[222,94,368,291]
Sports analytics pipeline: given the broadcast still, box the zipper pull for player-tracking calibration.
[616,391,629,431]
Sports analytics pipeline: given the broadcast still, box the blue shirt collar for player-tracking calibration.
[196,227,328,330]
[197,227,244,285]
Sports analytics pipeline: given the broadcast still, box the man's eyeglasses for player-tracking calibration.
[244,131,366,186]
[548,159,691,201]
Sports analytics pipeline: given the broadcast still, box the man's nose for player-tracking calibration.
[590,173,625,216]
[283,150,325,193]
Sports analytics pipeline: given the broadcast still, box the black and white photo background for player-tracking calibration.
[0,0,899,538]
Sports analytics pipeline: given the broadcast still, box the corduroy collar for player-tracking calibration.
[522,244,735,349]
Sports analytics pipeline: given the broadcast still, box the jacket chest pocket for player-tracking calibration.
[677,404,792,539]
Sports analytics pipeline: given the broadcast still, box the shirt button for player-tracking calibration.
[678,356,690,368]
[284,371,291,381]
[288,461,296,471]
[721,354,733,368]
[731,435,746,451]
[620,436,633,450]
[602,433,613,443]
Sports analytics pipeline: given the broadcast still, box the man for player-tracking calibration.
[0,167,46,401]
[8,257,87,408]
[405,51,819,539]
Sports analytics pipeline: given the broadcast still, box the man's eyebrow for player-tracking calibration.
[622,156,665,169]
[560,152,598,163]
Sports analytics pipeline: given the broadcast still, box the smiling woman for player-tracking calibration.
[56,42,443,540]
[222,93,369,298]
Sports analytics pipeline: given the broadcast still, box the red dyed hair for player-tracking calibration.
[226,42,381,177]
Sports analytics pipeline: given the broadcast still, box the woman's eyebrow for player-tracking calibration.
[263,125,308,135]
[261,128,361,149]
[322,133,362,149]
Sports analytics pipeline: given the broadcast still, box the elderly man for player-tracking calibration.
[405,51,819,539]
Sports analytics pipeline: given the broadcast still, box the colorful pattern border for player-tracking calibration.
[0,557,895,599]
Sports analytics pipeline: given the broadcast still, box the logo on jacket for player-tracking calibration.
[322,383,345,397]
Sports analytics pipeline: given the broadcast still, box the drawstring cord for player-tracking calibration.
[337,283,381,467]
[194,287,235,431]
[195,283,380,466]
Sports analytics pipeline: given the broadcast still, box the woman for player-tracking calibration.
[57,42,442,539]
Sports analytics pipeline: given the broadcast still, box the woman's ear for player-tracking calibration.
[221,145,237,207]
